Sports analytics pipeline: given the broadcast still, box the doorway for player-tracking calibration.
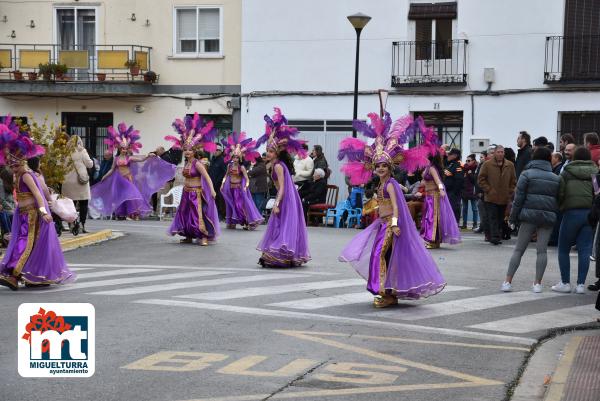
[61,112,113,158]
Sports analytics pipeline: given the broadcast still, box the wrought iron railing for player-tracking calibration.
[391,39,468,87]
[545,36,600,83]
[0,43,157,83]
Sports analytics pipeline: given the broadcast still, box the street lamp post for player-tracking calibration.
[347,13,371,137]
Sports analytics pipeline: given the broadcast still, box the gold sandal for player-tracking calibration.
[200,238,209,246]
[0,275,19,291]
[373,295,397,308]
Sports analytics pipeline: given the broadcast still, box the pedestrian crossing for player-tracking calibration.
[48,264,599,344]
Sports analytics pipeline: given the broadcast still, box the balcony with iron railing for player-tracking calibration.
[0,43,158,95]
[391,39,468,87]
[545,36,600,84]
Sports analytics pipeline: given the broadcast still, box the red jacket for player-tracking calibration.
[590,144,600,164]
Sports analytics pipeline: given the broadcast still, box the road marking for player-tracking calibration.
[267,286,475,310]
[217,356,319,378]
[90,273,308,296]
[122,352,229,371]
[42,271,230,293]
[177,279,365,301]
[68,263,337,276]
[70,267,95,271]
[363,291,562,320]
[134,299,538,345]
[469,304,598,333]
[75,268,161,280]
[543,336,583,401]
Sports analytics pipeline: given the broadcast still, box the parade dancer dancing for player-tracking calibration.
[0,118,75,290]
[338,113,446,307]
[420,152,462,249]
[256,108,311,267]
[221,131,264,230]
[165,113,220,246]
[90,123,176,220]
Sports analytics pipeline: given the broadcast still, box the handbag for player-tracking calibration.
[75,169,89,185]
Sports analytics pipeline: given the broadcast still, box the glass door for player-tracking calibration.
[56,8,96,80]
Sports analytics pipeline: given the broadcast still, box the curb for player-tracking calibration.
[60,229,114,251]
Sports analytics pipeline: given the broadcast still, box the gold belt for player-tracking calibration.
[184,185,202,192]
[230,182,242,189]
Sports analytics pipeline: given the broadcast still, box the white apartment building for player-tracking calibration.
[241,0,600,192]
[0,0,242,159]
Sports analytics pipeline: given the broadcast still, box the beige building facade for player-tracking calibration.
[0,0,241,159]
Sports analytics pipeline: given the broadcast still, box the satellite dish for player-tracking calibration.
[133,105,145,113]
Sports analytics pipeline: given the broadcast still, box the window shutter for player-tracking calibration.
[198,9,220,40]
[177,9,196,39]
[408,2,457,20]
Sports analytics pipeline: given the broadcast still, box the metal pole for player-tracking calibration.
[352,28,362,138]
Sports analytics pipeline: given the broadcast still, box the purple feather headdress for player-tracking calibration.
[256,108,307,157]
[105,122,143,154]
[164,113,217,153]
[221,131,260,163]
[338,112,440,185]
[0,115,45,165]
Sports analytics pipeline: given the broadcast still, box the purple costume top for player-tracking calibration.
[340,177,445,299]
[222,162,264,228]
[1,172,75,284]
[420,165,461,245]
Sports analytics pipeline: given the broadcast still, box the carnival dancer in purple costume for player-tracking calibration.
[165,113,220,246]
[221,131,264,230]
[256,108,311,267]
[0,118,75,291]
[421,153,462,249]
[90,123,176,220]
[338,112,446,307]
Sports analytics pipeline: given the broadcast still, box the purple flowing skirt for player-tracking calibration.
[222,177,264,228]
[89,157,176,218]
[339,180,445,299]
[257,163,310,267]
[169,177,221,241]
[420,192,461,245]
[1,177,75,285]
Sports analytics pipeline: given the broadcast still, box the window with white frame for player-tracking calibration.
[174,6,221,55]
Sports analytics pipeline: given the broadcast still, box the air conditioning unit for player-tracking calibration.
[470,138,490,153]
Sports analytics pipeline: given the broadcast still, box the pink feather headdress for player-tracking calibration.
[105,122,143,154]
[0,115,45,165]
[221,131,260,163]
[338,112,439,185]
[256,107,307,157]
[164,113,217,153]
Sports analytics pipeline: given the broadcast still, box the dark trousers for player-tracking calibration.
[477,198,488,232]
[75,200,89,226]
[448,193,461,224]
[485,202,506,242]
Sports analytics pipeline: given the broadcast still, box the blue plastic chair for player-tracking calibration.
[325,201,350,228]
[349,187,365,209]
[346,208,363,228]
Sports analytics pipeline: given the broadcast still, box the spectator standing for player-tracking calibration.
[560,133,575,157]
[501,147,560,292]
[549,143,578,246]
[553,146,598,294]
[474,150,490,234]
[405,177,425,229]
[248,156,268,212]
[515,131,533,179]
[0,166,14,240]
[62,135,93,233]
[551,152,564,175]
[293,143,314,189]
[532,136,549,150]
[443,148,464,224]
[588,189,600,291]
[477,145,516,245]
[301,168,328,223]
[584,132,600,164]
[151,145,183,214]
[461,154,479,229]
[312,145,329,181]
[97,149,113,182]
[560,143,576,174]
[208,144,227,220]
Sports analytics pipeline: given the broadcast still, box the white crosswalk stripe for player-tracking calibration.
[176,279,366,301]
[267,285,475,310]
[469,304,598,333]
[363,291,563,320]
[89,273,308,296]
[75,268,162,280]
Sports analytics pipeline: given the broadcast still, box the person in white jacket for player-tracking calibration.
[62,136,93,232]
[293,143,314,185]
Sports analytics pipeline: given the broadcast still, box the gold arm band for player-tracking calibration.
[391,217,398,227]
[38,207,48,216]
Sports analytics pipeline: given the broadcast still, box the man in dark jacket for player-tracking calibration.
[209,144,227,220]
[312,145,329,181]
[461,154,478,229]
[444,148,464,224]
[302,168,328,223]
[551,152,564,175]
[515,131,532,179]
[474,150,490,233]
[248,157,268,212]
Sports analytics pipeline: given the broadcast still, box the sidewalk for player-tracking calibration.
[512,327,600,401]
[60,229,116,251]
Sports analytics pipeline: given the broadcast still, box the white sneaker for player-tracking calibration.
[501,282,512,292]
[575,284,585,294]
[591,255,596,262]
[532,283,543,293]
[551,282,572,293]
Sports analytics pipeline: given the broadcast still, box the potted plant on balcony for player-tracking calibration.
[143,70,157,83]
[38,63,53,81]
[28,71,38,81]
[12,70,23,81]
[124,60,140,77]
[54,63,68,80]
[96,72,107,82]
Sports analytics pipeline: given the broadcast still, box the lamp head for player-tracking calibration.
[347,13,371,31]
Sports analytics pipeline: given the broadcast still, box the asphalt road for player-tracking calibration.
[1,219,599,401]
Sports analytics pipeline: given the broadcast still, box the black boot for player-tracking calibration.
[587,280,600,291]
[81,224,88,234]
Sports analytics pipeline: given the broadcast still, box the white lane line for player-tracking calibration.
[267,286,475,310]
[68,263,337,276]
[42,271,230,293]
[469,304,598,333]
[363,291,563,320]
[177,279,366,301]
[69,267,95,271]
[75,268,161,280]
[89,273,308,296]
[134,299,537,346]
